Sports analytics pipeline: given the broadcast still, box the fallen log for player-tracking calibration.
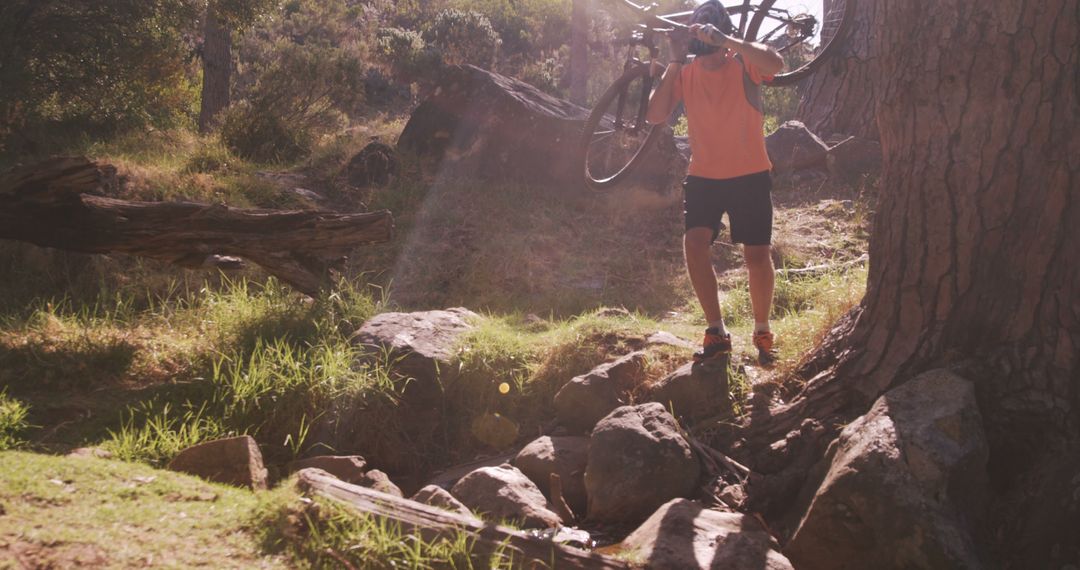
[0,157,393,295]
[296,469,632,569]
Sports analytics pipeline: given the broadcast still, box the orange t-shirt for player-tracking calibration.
[674,53,773,180]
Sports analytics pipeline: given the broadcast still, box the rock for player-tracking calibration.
[513,436,590,515]
[645,331,696,350]
[645,361,732,421]
[765,121,830,173]
[287,455,367,485]
[619,499,793,570]
[167,436,268,490]
[554,351,647,434]
[585,403,700,524]
[346,141,399,187]
[411,485,477,519]
[595,306,631,318]
[350,307,478,399]
[358,469,404,498]
[397,64,682,188]
[450,464,562,528]
[67,447,113,459]
[785,370,989,570]
[470,412,520,449]
[827,135,882,181]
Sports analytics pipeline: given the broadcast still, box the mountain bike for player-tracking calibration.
[582,0,857,189]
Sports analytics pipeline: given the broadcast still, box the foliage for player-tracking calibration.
[0,390,30,450]
[374,27,442,85]
[0,1,201,153]
[223,1,372,162]
[427,9,503,68]
[255,492,515,569]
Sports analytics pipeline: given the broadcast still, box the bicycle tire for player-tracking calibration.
[748,0,858,86]
[581,64,664,190]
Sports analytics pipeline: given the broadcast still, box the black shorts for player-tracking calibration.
[683,171,773,246]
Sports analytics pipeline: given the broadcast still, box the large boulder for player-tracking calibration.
[585,403,700,523]
[167,436,268,490]
[411,485,477,519]
[350,307,478,399]
[619,499,793,570]
[553,351,647,434]
[765,120,830,173]
[645,361,732,422]
[513,435,590,516]
[397,64,683,188]
[450,464,563,528]
[287,455,367,485]
[785,369,989,570]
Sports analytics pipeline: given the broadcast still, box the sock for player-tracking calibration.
[707,319,729,337]
[754,321,771,334]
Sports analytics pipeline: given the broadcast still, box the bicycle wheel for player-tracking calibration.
[582,64,663,190]
[747,0,857,86]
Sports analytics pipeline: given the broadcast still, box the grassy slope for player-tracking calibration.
[0,451,286,569]
[0,119,873,566]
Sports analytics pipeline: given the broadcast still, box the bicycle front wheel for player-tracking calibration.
[747,0,857,86]
[581,64,663,190]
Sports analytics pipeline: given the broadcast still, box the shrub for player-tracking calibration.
[219,101,312,163]
[0,390,30,451]
[427,9,502,68]
[375,27,442,84]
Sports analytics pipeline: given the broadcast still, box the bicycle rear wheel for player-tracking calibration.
[747,0,857,86]
[582,64,662,190]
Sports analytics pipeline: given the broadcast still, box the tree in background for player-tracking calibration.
[568,0,590,104]
[197,0,279,133]
[0,1,201,153]
[794,0,878,139]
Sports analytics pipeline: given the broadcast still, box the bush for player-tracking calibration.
[0,390,30,450]
[375,27,442,84]
[427,9,502,68]
[219,101,312,163]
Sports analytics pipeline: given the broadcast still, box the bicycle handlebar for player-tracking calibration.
[612,0,688,30]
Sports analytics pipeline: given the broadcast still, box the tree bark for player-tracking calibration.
[0,157,393,295]
[794,0,879,140]
[568,0,590,104]
[740,0,1079,565]
[198,13,232,133]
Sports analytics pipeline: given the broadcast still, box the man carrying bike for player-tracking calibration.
[646,0,784,365]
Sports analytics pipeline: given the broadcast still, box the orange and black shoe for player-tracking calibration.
[693,327,732,363]
[753,330,777,367]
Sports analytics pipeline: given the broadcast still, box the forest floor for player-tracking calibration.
[0,124,873,567]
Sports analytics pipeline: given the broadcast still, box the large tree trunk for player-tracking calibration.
[741,0,1079,566]
[0,158,393,295]
[794,0,879,140]
[568,0,589,104]
[198,13,231,133]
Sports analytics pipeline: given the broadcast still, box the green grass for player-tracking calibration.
[0,390,31,450]
[0,451,288,568]
[254,488,513,569]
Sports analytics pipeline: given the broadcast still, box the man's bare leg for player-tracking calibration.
[745,244,775,332]
[684,228,723,326]
[744,245,774,327]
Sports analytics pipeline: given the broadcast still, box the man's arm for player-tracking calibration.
[646,30,689,125]
[646,62,684,125]
[693,24,785,77]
